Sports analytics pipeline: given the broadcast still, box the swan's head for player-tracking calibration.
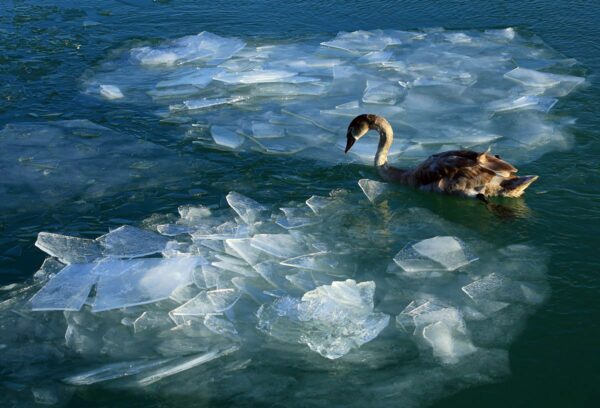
[345,114,372,153]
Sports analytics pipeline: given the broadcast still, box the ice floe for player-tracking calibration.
[85,28,584,166]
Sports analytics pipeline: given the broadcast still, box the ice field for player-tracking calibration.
[0,17,592,408]
[83,29,584,165]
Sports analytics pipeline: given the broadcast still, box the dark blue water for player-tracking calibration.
[1,1,599,406]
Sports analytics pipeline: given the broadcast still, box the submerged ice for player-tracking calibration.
[86,28,584,166]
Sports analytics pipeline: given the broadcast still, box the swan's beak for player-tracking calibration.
[345,134,355,154]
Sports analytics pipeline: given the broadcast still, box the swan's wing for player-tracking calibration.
[410,150,517,186]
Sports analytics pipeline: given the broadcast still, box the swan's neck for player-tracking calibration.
[371,118,394,167]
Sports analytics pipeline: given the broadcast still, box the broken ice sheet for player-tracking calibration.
[131,31,245,66]
[92,257,201,312]
[275,207,319,229]
[170,288,240,316]
[257,280,389,359]
[362,79,406,105]
[35,232,103,264]
[358,178,390,203]
[320,30,403,53]
[211,126,245,149]
[394,236,477,272]
[30,263,97,311]
[281,252,348,276]
[97,225,169,258]
[226,191,270,224]
[250,234,306,259]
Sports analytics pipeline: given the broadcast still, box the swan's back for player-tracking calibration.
[401,150,534,197]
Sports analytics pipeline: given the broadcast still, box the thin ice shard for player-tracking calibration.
[358,179,389,203]
[226,191,269,224]
[30,264,97,311]
[211,126,245,149]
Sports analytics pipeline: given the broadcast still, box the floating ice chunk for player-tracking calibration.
[485,27,516,41]
[225,238,264,265]
[281,252,346,276]
[136,345,239,386]
[257,280,389,359]
[394,236,477,272]
[422,321,477,364]
[225,191,269,224]
[30,264,97,311]
[275,207,318,229]
[64,358,174,385]
[132,32,245,66]
[92,257,200,312]
[488,95,558,113]
[504,67,584,95]
[179,96,246,111]
[214,70,297,84]
[203,315,238,338]
[170,289,240,316]
[35,232,103,264]
[212,258,257,277]
[358,179,389,203]
[156,68,221,89]
[170,284,200,304]
[211,126,245,149]
[251,122,285,139]
[250,234,305,259]
[99,85,123,100]
[362,80,406,105]
[231,276,273,303]
[97,225,169,258]
[252,261,289,288]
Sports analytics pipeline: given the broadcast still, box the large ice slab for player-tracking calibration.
[226,191,270,224]
[257,280,389,359]
[97,225,170,258]
[92,257,200,312]
[131,32,245,66]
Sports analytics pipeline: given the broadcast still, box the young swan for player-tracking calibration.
[345,114,538,198]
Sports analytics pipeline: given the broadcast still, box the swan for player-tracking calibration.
[345,114,538,199]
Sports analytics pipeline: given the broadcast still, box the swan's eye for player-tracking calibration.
[494,154,501,159]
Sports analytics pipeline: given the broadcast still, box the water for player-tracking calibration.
[1,1,599,407]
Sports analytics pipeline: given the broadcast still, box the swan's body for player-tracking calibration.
[345,114,538,198]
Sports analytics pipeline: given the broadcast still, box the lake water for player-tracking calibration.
[0,1,598,407]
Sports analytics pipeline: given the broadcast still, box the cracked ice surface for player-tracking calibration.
[86,28,584,165]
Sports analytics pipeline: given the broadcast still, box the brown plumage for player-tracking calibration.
[345,114,538,198]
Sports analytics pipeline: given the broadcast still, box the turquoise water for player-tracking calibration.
[1,1,599,407]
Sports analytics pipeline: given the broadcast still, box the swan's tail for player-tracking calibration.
[500,175,539,197]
